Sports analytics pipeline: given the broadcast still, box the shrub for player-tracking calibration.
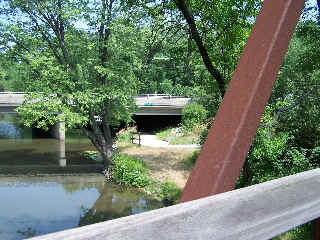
[111,154,150,188]
[185,149,201,167]
[199,118,214,145]
[156,128,172,141]
[182,103,207,131]
[117,129,134,144]
[159,181,182,205]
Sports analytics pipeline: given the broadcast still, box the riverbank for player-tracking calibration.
[119,145,196,189]
[0,164,103,176]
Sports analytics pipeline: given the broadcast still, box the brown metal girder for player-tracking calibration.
[180,0,306,202]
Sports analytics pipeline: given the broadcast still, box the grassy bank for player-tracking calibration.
[155,125,205,145]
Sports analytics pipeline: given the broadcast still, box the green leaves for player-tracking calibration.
[182,102,207,131]
[111,154,150,188]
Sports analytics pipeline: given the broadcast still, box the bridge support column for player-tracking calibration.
[51,120,65,141]
[58,139,67,167]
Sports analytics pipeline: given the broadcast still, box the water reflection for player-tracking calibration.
[0,176,162,240]
[0,122,22,139]
[0,113,97,166]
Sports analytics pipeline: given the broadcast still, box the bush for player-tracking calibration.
[111,154,150,188]
[156,128,172,141]
[199,118,214,145]
[182,103,207,131]
[117,128,134,144]
[185,149,201,167]
[159,181,182,205]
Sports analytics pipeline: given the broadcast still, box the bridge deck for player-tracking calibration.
[0,93,192,115]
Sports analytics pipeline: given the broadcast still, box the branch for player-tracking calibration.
[277,84,320,115]
[21,6,64,65]
[174,0,225,96]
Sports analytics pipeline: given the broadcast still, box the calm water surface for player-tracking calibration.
[0,114,163,239]
[0,114,96,165]
[0,176,162,240]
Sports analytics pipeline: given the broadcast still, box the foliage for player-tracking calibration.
[0,0,145,165]
[169,134,199,145]
[199,118,214,145]
[83,151,103,163]
[156,128,172,141]
[185,149,201,167]
[274,223,313,240]
[156,126,204,145]
[182,103,207,131]
[159,180,182,204]
[111,154,150,188]
[238,102,318,187]
[117,130,134,144]
[272,21,320,149]
[236,21,320,187]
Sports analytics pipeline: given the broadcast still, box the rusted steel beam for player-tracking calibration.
[315,219,320,240]
[181,0,306,202]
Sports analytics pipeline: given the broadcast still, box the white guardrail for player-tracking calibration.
[28,168,320,240]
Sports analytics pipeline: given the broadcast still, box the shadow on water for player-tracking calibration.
[0,114,164,240]
[0,113,99,170]
[0,176,162,240]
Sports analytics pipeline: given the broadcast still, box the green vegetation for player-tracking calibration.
[110,153,183,204]
[83,151,103,163]
[1,0,319,236]
[156,127,201,145]
[184,150,201,168]
[155,103,209,145]
[182,103,207,131]
[117,130,134,145]
[0,0,261,166]
[156,123,207,145]
[235,22,320,188]
[156,128,172,142]
[111,154,150,188]
[159,181,182,204]
[274,223,313,240]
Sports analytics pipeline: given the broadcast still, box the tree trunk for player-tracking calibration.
[98,142,113,167]
[82,124,113,167]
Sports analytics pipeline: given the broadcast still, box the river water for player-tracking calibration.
[0,114,163,239]
[0,176,162,240]
[0,114,97,166]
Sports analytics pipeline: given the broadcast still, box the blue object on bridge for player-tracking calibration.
[144,103,154,106]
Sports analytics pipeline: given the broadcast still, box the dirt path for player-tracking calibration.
[119,145,197,188]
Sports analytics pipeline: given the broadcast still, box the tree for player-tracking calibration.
[237,20,320,188]
[272,21,320,149]
[0,0,143,166]
[174,0,262,97]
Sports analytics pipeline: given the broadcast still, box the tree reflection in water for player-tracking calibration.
[78,183,163,226]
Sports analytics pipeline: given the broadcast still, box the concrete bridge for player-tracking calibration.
[0,93,192,115]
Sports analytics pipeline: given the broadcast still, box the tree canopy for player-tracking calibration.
[0,0,262,164]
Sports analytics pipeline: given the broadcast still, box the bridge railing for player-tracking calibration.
[28,168,320,240]
[0,92,27,94]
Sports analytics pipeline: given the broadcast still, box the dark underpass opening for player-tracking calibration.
[133,115,181,132]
